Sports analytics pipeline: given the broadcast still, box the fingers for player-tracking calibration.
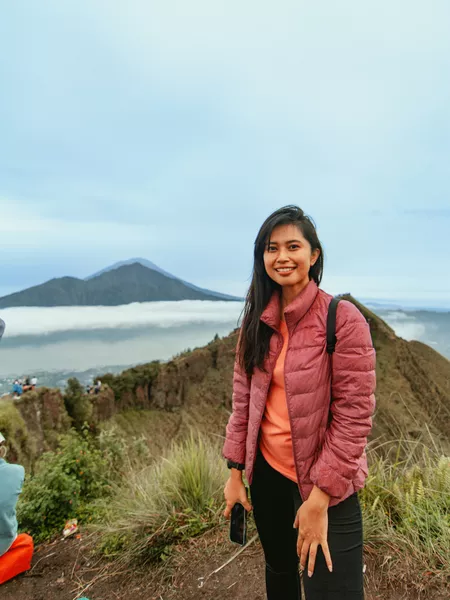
[322,540,333,573]
[307,541,318,578]
[299,539,309,572]
[296,531,303,557]
[223,502,234,519]
[293,513,299,529]
[298,538,333,577]
[224,500,252,518]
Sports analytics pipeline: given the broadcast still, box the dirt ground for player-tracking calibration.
[2,523,447,600]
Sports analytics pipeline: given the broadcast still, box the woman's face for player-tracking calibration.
[263,224,320,291]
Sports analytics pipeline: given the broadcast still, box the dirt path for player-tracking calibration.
[1,525,446,600]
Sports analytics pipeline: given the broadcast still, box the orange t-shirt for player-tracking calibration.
[259,320,297,482]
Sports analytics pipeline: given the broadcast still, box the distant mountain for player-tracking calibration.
[0,263,241,307]
[87,258,175,281]
[86,258,240,301]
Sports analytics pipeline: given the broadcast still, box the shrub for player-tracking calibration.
[97,425,151,475]
[63,378,93,430]
[17,430,111,542]
[99,362,160,402]
[0,401,30,465]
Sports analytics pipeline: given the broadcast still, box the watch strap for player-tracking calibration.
[227,459,245,471]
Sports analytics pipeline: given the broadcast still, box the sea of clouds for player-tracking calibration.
[0,300,448,380]
[0,301,437,345]
[0,300,244,338]
[380,311,427,341]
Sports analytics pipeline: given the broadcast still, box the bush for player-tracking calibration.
[17,430,112,542]
[100,362,160,402]
[63,378,93,430]
[0,401,29,465]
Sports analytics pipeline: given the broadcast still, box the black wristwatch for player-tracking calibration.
[227,459,245,471]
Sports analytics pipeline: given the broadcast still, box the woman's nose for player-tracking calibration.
[277,251,289,262]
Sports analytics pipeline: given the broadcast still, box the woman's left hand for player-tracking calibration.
[293,498,333,577]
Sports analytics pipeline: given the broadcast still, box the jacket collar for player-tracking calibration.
[261,279,319,333]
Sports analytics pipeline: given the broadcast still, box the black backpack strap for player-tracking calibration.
[326,297,341,354]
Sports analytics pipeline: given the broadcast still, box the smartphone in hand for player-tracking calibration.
[229,488,248,546]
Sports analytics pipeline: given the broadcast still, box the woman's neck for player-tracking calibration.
[280,278,311,313]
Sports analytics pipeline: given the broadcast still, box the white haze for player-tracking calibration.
[0,301,435,345]
[381,311,426,341]
[0,301,447,379]
[0,301,244,338]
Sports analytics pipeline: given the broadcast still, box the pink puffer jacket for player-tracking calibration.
[222,279,376,507]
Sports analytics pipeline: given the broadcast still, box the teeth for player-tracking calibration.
[276,268,295,272]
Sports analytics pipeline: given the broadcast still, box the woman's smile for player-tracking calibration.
[275,266,297,275]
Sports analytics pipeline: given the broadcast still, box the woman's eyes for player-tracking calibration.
[267,244,300,252]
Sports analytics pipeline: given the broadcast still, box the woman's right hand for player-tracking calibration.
[223,470,252,518]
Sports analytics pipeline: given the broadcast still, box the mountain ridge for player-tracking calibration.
[86,257,240,301]
[0,262,241,308]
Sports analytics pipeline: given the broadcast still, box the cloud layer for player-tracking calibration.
[0,300,243,338]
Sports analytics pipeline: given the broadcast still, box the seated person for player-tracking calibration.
[12,381,22,398]
[0,432,34,585]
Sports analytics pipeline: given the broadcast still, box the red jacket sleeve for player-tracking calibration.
[222,354,251,465]
[309,300,376,498]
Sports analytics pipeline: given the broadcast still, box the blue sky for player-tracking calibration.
[1,1,450,306]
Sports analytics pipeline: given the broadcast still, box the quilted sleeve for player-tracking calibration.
[222,352,251,465]
[309,300,376,498]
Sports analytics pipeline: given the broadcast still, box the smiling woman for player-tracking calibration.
[222,205,376,600]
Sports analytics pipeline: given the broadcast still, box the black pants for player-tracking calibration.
[250,450,364,600]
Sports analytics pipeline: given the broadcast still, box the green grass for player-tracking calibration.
[10,411,449,593]
[361,438,450,589]
[95,430,450,594]
[96,432,228,564]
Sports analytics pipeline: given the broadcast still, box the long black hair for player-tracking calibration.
[238,205,324,375]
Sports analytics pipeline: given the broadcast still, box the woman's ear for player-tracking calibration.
[310,248,320,266]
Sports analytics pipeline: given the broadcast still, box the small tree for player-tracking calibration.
[63,378,92,430]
